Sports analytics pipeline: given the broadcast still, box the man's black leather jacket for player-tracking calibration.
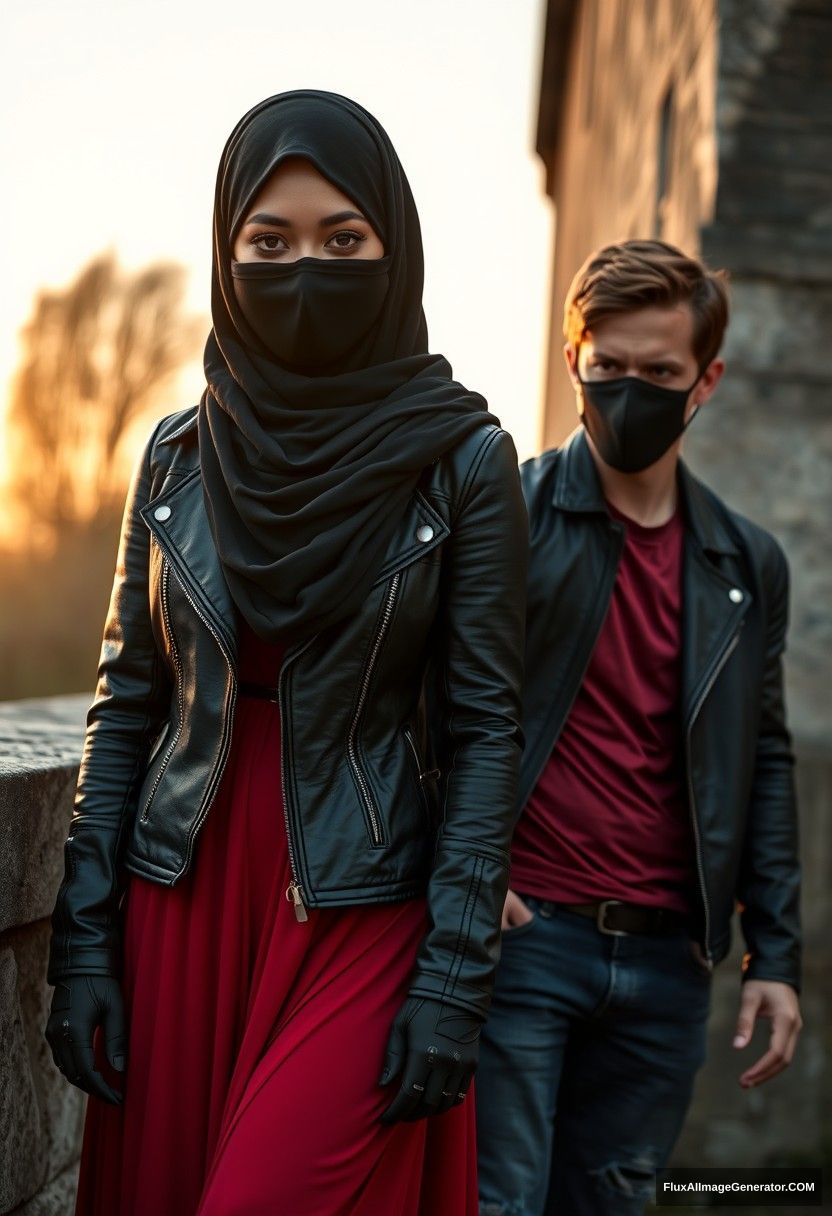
[516,429,801,991]
[47,405,529,1021]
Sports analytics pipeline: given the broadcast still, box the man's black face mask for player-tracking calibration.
[232,254,391,372]
[576,346,703,474]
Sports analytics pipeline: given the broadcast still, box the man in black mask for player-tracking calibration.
[475,239,803,1216]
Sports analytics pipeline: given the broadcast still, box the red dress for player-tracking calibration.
[75,614,478,1215]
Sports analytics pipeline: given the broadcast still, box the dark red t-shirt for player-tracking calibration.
[509,498,698,915]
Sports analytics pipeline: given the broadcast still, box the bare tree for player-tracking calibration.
[7,251,204,542]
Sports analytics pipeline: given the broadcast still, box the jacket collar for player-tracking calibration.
[156,407,199,445]
[677,463,739,558]
[551,426,739,557]
[550,427,607,514]
[143,410,449,659]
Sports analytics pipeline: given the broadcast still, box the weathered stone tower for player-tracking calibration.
[535,0,831,1173]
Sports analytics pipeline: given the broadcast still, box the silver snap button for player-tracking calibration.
[728,588,743,603]
[416,524,434,543]
[154,505,172,522]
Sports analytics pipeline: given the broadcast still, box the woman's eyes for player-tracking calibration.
[249,230,367,257]
[251,233,289,255]
[324,230,367,252]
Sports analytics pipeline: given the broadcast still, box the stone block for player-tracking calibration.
[0,697,88,1215]
[717,280,832,377]
[0,948,43,1211]
[0,696,87,934]
[15,925,87,1181]
[11,1161,79,1216]
[0,924,86,1215]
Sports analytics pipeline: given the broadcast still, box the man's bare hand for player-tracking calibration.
[733,979,802,1087]
[502,888,534,931]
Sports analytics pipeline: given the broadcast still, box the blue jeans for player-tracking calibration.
[476,893,713,1216]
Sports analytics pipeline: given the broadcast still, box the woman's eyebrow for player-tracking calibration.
[246,212,292,226]
[319,210,366,226]
[243,209,366,228]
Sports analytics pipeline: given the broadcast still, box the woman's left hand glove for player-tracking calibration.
[378,995,482,1123]
[45,975,126,1104]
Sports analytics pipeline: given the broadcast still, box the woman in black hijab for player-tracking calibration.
[46,90,528,1215]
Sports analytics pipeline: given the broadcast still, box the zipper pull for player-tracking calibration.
[285,882,309,923]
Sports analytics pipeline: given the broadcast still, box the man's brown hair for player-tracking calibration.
[563,239,730,369]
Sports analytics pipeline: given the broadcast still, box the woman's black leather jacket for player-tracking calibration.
[47,405,529,1021]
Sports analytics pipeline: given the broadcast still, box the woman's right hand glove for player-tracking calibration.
[45,975,126,1105]
[378,995,481,1124]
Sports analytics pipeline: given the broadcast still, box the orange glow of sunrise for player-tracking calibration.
[1,0,552,548]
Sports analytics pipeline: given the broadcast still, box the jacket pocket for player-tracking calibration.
[140,557,183,822]
[403,724,441,834]
[144,718,171,779]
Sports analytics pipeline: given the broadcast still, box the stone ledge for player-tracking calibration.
[0,695,88,773]
[0,696,87,936]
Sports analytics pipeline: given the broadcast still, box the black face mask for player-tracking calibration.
[576,357,703,473]
[231,255,391,372]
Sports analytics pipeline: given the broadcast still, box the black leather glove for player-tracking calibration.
[45,975,126,1105]
[378,995,482,1124]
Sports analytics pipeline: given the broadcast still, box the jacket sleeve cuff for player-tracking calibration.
[46,947,120,986]
[740,956,801,995]
[407,972,492,1021]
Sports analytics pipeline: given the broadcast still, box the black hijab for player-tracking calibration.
[197,89,500,645]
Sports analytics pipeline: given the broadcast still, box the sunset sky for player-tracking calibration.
[1,0,552,535]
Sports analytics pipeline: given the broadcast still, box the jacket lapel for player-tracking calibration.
[141,469,239,660]
[679,464,751,726]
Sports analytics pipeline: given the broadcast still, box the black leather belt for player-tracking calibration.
[238,681,280,702]
[522,895,690,936]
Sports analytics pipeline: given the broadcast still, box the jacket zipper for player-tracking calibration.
[346,571,402,848]
[279,634,316,922]
[140,557,184,822]
[158,556,238,881]
[685,625,743,970]
[160,540,313,912]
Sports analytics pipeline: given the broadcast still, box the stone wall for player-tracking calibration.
[536,0,719,447]
[1,697,830,1212]
[0,696,88,1214]
[687,0,832,744]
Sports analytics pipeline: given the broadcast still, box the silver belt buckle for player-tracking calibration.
[597,899,628,936]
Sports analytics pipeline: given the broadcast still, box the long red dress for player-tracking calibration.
[75,613,478,1215]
